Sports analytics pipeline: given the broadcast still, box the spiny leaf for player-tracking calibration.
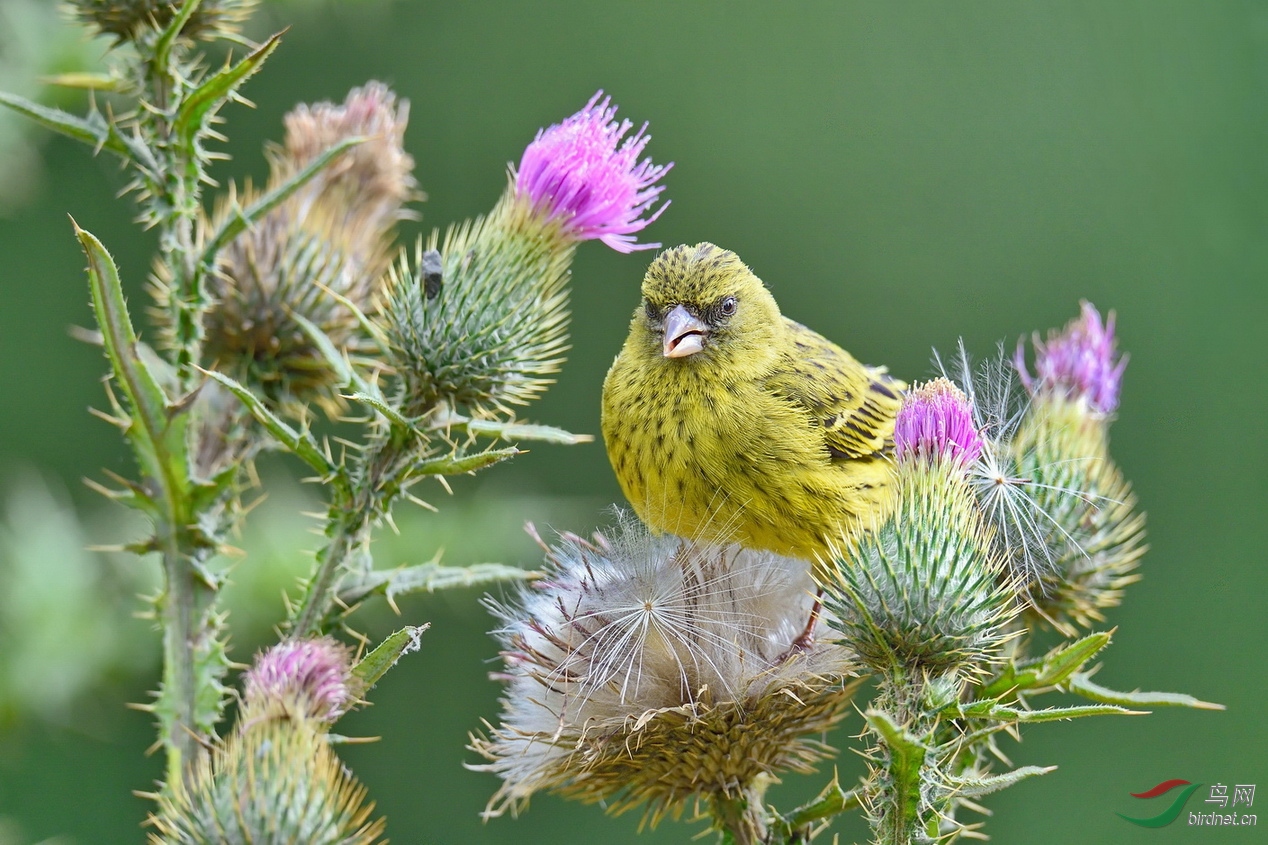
[200,368,338,479]
[155,0,204,70]
[434,410,592,445]
[291,311,356,388]
[982,703,1144,724]
[408,447,519,478]
[175,30,283,145]
[0,92,139,161]
[351,625,429,692]
[346,392,413,429]
[78,223,188,494]
[1066,673,1224,711]
[340,561,534,606]
[201,137,362,264]
[783,770,863,829]
[978,630,1112,698]
[949,765,1056,798]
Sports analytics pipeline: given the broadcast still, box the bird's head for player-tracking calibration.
[635,243,782,369]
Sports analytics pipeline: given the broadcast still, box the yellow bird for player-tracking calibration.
[601,242,904,563]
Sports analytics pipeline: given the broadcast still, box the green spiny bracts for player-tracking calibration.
[825,459,1015,677]
[147,700,384,844]
[824,380,1017,677]
[70,0,256,45]
[379,189,573,419]
[1012,303,1144,634]
[1012,396,1145,633]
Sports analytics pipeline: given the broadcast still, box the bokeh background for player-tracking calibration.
[1,1,1265,843]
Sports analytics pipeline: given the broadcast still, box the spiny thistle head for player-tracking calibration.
[379,94,667,418]
[471,516,858,825]
[989,303,1143,631]
[514,91,672,253]
[1015,300,1126,416]
[823,381,1015,677]
[167,82,415,411]
[148,699,384,844]
[69,0,256,44]
[242,637,355,723]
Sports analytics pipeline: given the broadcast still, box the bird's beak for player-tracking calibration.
[663,304,708,358]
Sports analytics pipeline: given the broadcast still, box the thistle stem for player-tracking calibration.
[712,786,771,845]
[291,427,414,637]
[133,2,229,791]
[157,543,218,785]
[870,670,934,845]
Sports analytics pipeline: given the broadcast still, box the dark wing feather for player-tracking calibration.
[765,318,904,461]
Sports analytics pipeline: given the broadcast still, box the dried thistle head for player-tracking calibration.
[471,515,858,825]
[69,0,256,44]
[275,81,420,257]
[824,379,1017,677]
[156,82,416,411]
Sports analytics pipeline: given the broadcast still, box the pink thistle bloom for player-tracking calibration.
[243,638,352,721]
[515,91,672,253]
[894,378,984,467]
[1015,301,1126,414]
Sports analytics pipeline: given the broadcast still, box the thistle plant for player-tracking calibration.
[478,305,1219,845]
[0,1,672,838]
[1,3,1218,843]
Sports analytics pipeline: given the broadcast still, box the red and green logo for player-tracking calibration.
[1117,779,1202,827]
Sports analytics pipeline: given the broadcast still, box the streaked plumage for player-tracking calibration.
[601,243,904,561]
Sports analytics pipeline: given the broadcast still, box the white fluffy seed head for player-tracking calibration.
[473,514,859,821]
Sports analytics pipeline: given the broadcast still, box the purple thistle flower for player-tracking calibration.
[243,638,352,721]
[515,91,672,253]
[1014,301,1126,414]
[894,378,984,467]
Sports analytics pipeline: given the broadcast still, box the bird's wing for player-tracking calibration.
[767,318,905,461]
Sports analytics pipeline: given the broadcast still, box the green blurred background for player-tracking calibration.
[1,1,1265,842]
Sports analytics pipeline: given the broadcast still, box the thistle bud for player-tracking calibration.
[823,379,1014,677]
[148,639,381,843]
[471,516,857,825]
[242,637,355,723]
[1015,300,1126,417]
[70,0,256,44]
[1011,303,1144,632]
[157,82,416,412]
[379,92,670,418]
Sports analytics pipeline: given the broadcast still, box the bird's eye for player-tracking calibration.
[644,300,659,322]
[719,296,738,317]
